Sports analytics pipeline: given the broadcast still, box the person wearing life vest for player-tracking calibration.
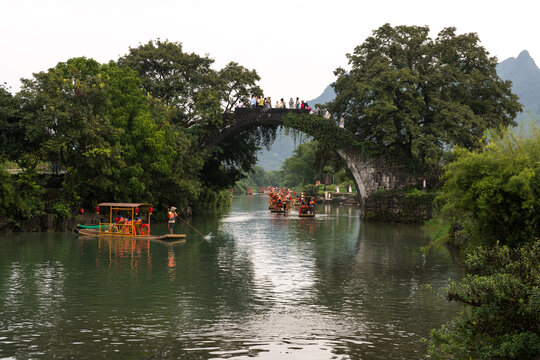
[168,207,178,235]
[134,216,142,234]
[114,214,126,232]
[309,198,315,214]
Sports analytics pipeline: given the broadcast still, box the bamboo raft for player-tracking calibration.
[75,227,186,243]
[270,209,286,213]
[298,213,316,217]
[76,202,188,244]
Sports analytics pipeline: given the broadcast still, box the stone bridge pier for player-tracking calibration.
[337,148,423,217]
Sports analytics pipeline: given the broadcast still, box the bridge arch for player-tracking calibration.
[207,108,423,217]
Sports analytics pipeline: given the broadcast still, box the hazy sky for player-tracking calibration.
[1,0,537,101]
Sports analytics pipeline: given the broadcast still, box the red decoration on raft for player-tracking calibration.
[149,207,153,215]
[79,207,85,215]
[135,207,139,215]
[95,206,100,215]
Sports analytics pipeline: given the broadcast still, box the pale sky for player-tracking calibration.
[1,0,538,101]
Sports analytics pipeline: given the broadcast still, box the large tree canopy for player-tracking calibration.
[119,39,269,192]
[17,57,202,208]
[118,39,262,127]
[329,24,522,166]
[118,39,214,126]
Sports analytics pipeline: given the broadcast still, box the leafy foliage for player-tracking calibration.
[16,57,203,210]
[283,114,358,150]
[216,62,262,112]
[428,127,539,250]
[119,40,271,203]
[426,126,539,359]
[118,39,215,126]
[234,165,280,193]
[0,164,18,217]
[0,85,25,162]
[328,24,521,167]
[276,140,352,190]
[427,241,540,359]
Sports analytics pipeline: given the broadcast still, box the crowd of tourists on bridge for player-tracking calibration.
[249,95,331,118]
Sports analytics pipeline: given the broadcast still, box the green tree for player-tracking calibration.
[427,241,540,359]
[278,140,351,189]
[118,39,215,126]
[216,62,262,112]
[0,85,25,162]
[427,127,539,250]
[119,39,272,201]
[17,57,203,209]
[426,127,539,359]
[280,142,319,188]
[329,24,522,167]
[0,163,18,217]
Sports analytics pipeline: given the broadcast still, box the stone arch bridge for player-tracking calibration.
[207,108,423,217]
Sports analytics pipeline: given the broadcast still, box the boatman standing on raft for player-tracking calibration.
[168,207,178,234]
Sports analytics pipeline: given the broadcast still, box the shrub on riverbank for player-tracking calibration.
[426,126,539,359]
[427,241,540,359]
[427,127,539,251]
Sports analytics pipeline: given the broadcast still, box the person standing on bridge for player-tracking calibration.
[295,97,300,109]
[325,109,331,119]
[275,100,281,108]
[289,98,294,109]
[280,98,286,108]
[258,96,264,107]
[250,95,256,108]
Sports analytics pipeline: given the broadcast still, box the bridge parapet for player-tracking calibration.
[232,107,308,126]
[205,108,309,148]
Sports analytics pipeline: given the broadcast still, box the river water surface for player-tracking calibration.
[0,195,464,359]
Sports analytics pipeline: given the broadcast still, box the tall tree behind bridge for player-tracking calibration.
[118,40,270,199]
[329,24,522,168]
[118,39,262,127]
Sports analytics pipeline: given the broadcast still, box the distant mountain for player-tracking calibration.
[256,50,540,171]
[496,50,540,124]
[305,85,335,109]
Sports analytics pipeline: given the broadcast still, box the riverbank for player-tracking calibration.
[0,213,101,233]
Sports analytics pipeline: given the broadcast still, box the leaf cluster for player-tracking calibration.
[328,24,521,167]
[427,241,540,359]
[283,114,359,150]
[12,57,203,212]
[119,40,268,195]
[430,126,539,250]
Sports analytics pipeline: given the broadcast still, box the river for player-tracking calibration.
[0,195,464,359]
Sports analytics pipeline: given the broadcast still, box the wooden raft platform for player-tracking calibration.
[75,228,186,243]
[298,213,316,217]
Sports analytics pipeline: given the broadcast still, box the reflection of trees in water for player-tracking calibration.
[306,217,466,357]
